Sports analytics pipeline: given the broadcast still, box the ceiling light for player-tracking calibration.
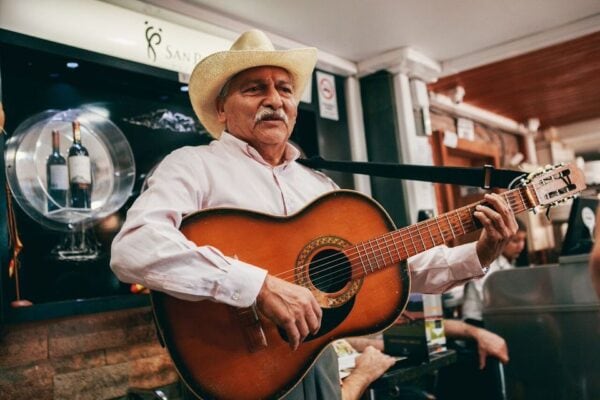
[66,62,79,69]
[180,85,189,92]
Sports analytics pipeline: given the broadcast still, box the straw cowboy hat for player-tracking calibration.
[188,29,317,138]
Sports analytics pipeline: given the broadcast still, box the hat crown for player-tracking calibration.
[230,29,275,52]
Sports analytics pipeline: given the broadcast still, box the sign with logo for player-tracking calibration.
[0,0,316,102]
[0,0,232,75]
[316,71,339,121]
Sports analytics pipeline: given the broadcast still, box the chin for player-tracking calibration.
[258,128,291,144]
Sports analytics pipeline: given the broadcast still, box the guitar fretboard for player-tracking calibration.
[349,184,537,277]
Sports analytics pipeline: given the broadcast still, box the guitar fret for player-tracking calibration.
[434,218,445,243]
[510,193,520,213]
[445,214,456,239]
[517,187,527,211]
[370,240,382,270]
[502,193,514,213]
[356,245,368,275]
[376,238,386,268]
[466,207,477,229]
[455,210,466,234]
[415,226,426,251]
[361,242,374,273]
[380,237,390,267]
[408,229,417,256]
[375,237,385,268]
[399,231,409,259]
[391,233,401,262]
[425,221,436,246]
[383,236,394,266]
[367,241,376,271]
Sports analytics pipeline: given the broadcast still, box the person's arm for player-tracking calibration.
[345,336,384,352]
[590,208,600,299]
[110,149,267,306]
[341,346,395,400]
[444,319,509,369]
[409,193,518,294]
[110,148,320,350]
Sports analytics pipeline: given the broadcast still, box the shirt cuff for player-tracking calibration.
[449,242,485,280]
[215,257,268,307]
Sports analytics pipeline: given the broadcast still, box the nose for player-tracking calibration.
[263,84,283,109]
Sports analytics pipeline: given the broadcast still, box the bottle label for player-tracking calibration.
[68,156,92,184]
[49,165,69,189]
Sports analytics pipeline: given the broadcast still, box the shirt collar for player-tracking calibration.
[219,131,301,166]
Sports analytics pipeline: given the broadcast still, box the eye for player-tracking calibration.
[280,86,294,95]
[244,85,259,93]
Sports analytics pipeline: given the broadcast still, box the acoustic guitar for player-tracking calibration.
[151,163,585,400]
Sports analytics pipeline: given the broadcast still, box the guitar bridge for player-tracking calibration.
[235,304,268,353]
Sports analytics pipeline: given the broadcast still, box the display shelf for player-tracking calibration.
[4,293,150,323]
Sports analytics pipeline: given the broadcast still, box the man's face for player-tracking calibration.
[216,66,297,149]
[503,230,527,261]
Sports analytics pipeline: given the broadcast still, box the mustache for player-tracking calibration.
[254,107,289,124]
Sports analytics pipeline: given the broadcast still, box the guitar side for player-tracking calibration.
[152,190,410,400]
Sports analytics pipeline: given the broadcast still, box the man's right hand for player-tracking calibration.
[255,275,322,350]
[472,326,509,369]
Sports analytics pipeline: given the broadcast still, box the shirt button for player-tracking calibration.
[232,291,240,301]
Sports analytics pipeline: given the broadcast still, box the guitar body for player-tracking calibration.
[152,190,411,399]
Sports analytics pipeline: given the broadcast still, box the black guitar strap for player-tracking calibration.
[297,156,526,189]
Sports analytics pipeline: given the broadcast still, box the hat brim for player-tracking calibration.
[189,47,317,138]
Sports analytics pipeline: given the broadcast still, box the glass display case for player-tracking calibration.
[5,108,136,261]
[0,30,211,321]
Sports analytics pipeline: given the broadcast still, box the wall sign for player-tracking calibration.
[0,0,232,75]
[316,71,339,121]
[0,0,314,102]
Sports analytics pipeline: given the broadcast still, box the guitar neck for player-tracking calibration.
[349,184,537,277]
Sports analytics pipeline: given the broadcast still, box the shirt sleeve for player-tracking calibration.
[407,242,484,294]
[110,149,267,308]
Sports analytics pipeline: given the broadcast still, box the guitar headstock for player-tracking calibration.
[526,163,586,209]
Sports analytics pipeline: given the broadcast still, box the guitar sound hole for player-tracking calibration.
[309,249,351,293]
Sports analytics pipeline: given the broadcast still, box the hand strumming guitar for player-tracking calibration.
[474,193,519,268]
[256,275,322,350]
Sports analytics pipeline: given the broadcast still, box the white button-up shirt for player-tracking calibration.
[111,132,484,307]
[462,254,513,321]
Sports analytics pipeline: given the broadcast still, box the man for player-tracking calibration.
[111,29,518,399]
[462,219,527,325]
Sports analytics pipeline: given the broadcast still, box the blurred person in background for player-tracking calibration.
[462,218,527,326]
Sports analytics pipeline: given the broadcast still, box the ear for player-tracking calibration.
[216,97,227,124]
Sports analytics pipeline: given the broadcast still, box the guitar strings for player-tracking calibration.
[264,175,562,289]
[272,191,527,288]
[291,199,533,291]
[303,178,567,290]
[269,190,531,289]
[301,171,570,287]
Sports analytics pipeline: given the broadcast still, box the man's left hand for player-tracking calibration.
[474,193,518,267]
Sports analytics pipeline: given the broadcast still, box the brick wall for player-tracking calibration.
[0,307,178,400]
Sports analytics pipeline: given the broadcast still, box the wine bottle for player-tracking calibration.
[68,121,92,209]
[46,129,68,212]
